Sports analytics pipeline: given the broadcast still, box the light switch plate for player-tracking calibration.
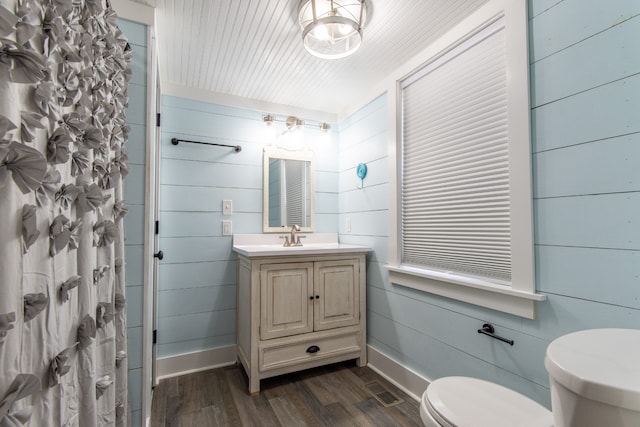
[222,200,232,215]
[222,220,232,235]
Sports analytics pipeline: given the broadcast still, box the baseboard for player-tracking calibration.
[366,345,430,402]
[156,345,237,381]
[154,344,427,402]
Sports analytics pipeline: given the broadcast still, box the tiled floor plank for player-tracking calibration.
[151,361,421,426]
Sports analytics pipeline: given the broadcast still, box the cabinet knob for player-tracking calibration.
[315,295,320,299]
[306,345,320,354]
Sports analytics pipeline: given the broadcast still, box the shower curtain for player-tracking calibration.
[0,0,131,425]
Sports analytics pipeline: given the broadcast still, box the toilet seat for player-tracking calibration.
[422,376,553,427]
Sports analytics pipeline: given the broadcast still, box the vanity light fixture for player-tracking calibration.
[262,114,331,133]
[285,116,304,132]
[298,0,368,59]
[263,114,275,126]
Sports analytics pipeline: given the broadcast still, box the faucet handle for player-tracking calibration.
[280,235,291,247]
[294,235,306,246]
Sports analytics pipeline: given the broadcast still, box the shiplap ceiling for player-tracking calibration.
[139,0,489,117]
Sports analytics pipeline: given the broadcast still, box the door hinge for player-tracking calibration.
[156,113,161,127]
[152,329,157,344]
[155,220,160,235]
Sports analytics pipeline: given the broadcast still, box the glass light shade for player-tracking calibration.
[299,0,367,59]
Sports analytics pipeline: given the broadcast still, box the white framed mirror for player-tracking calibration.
[263,145,315,233]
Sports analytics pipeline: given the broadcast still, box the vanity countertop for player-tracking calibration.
[232,233,371,257]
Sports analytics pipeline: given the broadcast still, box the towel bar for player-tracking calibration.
[478,323,514,346]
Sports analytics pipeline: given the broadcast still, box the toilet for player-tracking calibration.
[545,328,640,427]
[420,328,640,427]
[420,376,553,427]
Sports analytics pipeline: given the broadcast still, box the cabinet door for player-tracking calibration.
[314,259,360,331]
[260,262,314,340]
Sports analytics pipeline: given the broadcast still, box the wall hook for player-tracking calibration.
[356,163,367,189]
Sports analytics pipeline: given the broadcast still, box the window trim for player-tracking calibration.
[387,0,545,319]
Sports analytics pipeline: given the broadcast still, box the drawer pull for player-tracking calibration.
[306,345,320,354]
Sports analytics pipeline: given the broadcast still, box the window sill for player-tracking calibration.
[387,265,546,319]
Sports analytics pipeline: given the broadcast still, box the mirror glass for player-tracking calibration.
[263,146,314,232]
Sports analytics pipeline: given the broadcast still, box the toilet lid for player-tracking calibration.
[425,376,552,427]
[545,328,640,410]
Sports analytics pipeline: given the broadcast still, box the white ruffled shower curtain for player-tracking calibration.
[0,0,131,425]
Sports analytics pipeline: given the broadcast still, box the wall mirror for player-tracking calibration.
[263,145,315,233]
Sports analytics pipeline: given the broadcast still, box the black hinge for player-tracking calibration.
[156,113,161,127]
[153,329,157,344]
[155,220,160,235]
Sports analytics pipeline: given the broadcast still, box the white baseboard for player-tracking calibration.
[156,345,237,381]
[154,343,428,403]
[366,345,430,402]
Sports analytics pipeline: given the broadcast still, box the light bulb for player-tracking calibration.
[312,24,330,40]
[338,24,352,35]
[264,125,276,141]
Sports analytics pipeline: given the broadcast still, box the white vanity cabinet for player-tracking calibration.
[235,250,368,394]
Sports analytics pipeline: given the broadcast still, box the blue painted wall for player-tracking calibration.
[153,0,639,409]
[157,97,338,358]
[119,17,147,427]
[339,0,640,408]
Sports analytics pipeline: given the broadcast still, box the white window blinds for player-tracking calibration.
[400,17,512,283]
[285,159,304,226]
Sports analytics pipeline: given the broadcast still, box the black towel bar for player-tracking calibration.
[477,323,514,346]
[171,137,241,152]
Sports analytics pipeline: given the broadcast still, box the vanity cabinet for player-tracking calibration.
[236,252,367,394]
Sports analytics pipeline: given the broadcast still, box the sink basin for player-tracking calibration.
[232,233,370,257]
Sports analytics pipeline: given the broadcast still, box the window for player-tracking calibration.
[387,0,545,318]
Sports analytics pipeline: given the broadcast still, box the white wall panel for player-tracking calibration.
[338,1,640,408]
[158,261,236,291]
[536,245,640,309]
[157,96,339,359]
[529,0,640,60]
[119,17,148,425]
[531,15,640,107]
[534,134,640,197]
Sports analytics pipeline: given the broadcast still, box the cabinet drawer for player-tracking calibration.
[259,330,361,372]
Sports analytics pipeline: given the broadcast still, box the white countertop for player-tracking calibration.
[232,233,371,257]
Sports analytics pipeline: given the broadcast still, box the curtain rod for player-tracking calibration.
[170,138,242,152]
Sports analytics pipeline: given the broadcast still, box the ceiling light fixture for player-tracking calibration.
[298,0,368,60]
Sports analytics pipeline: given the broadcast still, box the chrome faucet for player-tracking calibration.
[290,224,301,246]
[280,225,303,247]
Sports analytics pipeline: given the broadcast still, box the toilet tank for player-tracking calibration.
[545,329,640,427]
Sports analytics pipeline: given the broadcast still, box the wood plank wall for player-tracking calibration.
[153,0,639,411]
[157,97,339,358]
[120,17,148,427]
[339,0,640,408]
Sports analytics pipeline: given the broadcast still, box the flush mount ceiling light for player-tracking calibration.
[298,0,368,59]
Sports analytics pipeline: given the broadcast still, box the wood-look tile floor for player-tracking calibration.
[151,361,422,427]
